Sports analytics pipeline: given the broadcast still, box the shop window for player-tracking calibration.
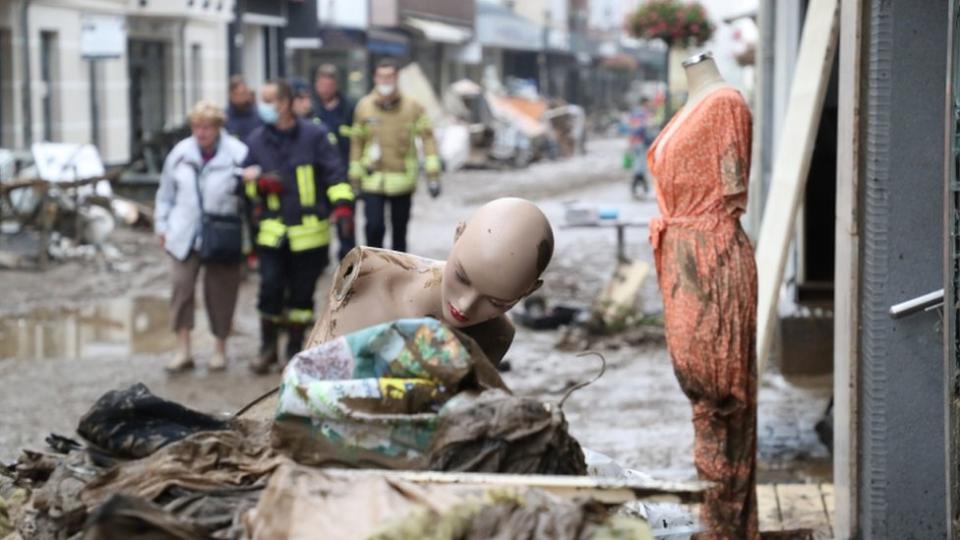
[40,31,60,142]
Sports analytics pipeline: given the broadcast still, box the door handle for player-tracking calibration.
[889,289,945,319]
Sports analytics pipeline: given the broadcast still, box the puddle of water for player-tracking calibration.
[0,296,175,360]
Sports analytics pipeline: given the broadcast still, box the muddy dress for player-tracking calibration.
[647,88,758,539]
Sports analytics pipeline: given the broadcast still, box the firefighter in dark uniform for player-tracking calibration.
[241,79,355,374]
[311,64,356,261]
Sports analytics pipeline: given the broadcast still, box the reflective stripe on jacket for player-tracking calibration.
[349,91,440,196]
[243,119,354,252]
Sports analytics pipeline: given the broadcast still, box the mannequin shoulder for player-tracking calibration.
[710,87,749,110]
[329,247,435,305]
[329,247,371,305]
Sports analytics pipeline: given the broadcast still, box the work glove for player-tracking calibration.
[331,205,355,238]
[427,179,441,199]
[257,173,284,195]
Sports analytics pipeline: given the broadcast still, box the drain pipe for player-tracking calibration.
[20,0,33,146]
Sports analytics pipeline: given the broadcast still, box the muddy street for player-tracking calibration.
[0,137,830,489]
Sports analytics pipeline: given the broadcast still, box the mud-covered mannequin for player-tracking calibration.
[305,197,554,364]
[647,50,758,539]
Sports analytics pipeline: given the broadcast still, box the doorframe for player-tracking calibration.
[943,0,960,535]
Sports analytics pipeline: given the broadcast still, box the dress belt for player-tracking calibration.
[649,214,737,252]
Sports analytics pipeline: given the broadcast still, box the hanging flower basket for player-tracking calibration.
[627,0,714,49]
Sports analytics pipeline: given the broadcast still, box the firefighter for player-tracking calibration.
[350,57,441,253]
[311,64,357,261]
[241,79,355,374]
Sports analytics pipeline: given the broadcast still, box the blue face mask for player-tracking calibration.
[257,102,278,125]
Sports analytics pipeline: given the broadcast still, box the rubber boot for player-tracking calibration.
[286,323,308,364]
[250,318,279,375]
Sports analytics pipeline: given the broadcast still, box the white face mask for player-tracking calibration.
[376,84,396,97]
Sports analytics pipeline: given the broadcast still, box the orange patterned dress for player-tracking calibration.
[647,88,758,540]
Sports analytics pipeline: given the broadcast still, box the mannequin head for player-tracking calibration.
[440,198,553,328]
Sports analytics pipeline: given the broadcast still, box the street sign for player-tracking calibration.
[81,14,126,59]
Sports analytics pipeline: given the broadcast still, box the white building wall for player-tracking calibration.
[0,0,230,164]
[185,19,230,106]
[242,23,266,90]
[318,0,368,29]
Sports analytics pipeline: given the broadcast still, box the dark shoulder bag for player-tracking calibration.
[193,160,243,263]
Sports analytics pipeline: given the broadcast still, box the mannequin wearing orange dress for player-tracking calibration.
[647,52,758,539]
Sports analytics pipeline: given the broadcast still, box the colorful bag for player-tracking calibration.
[273,318,507,468]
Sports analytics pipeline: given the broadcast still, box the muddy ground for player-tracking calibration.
[0,137,831,486]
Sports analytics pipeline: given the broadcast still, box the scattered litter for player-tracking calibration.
[513,296,588,330]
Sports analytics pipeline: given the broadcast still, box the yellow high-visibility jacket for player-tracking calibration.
[243,119,355,252]
[349,91,441,196]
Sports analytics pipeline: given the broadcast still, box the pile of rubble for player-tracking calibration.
[0,318,704,540]
[0,146,152,271]
[400,63,587,172]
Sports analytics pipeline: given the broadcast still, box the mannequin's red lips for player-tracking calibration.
[448,303,469,323]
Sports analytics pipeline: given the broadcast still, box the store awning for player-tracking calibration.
[404,16,472,45]
[368,28,409,57]
[476,1,543,52]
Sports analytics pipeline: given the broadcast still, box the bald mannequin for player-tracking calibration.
[306,197,554,363]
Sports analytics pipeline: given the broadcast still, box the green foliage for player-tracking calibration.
[627,0,714,48]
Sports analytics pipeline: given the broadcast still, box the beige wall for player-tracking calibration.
[0,0,230,163]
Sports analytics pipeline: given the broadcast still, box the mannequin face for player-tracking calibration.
[438,198,552,328]
[440,244,532,328]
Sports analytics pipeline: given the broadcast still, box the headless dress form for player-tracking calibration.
[647,54,760,540]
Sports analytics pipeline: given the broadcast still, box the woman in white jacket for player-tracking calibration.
[155,101,248,372]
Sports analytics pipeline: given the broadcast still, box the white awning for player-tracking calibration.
[404,16,472,45]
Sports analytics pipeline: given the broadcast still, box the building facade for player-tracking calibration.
[0,0,233,165]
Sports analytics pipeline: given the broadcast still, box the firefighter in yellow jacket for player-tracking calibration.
[350,57,441,252]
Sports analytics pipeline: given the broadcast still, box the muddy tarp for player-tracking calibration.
[8,448,98,538]
[77,383,229,459]
[82,494,206,540]
[243,464,653,540]
[81,486,262,540]
[81,420,282,509]
[428,390,587,475]
[4,422,279,539]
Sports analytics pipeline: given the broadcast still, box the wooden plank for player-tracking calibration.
[833,0,863,535]
[755,0,841,372]
[595,260,650,328]
[819,483,835,537]
[321,468,710,505]
[776,484,830,532]
[757,483,782,531]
